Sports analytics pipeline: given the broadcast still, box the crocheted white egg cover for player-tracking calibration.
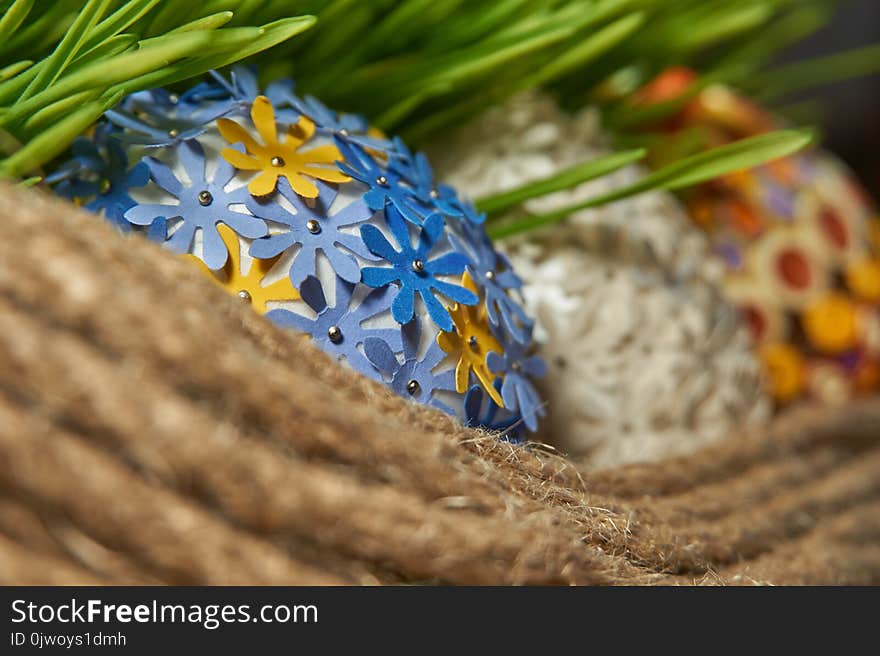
[429,93,770,466]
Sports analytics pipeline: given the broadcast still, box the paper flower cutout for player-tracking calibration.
[360,208,477,331]
[105,99,217,148]
[335,139,429,225]
[120,88,178,113]
[847,258,880,303]
[271,87,392,152]
[445,194,486,225]
[247,177,377,286]
[388,137,437,203]
[173,81,230,116]
[760,342,806,403]
[49,127,149,232]
[437,273,504,405]
[387,137,486,227]
[486,335,546,431]
[363,320,456,413]
[218,96,348,198]
[47,71,546,437]
[202,67,300,124]
[188,224,300,314]
[266,276,401,379]
[146,217,167,243]
[450,221,532,343]
[802,293,860,355]
[463,381,522,439]
[125,140,266,270]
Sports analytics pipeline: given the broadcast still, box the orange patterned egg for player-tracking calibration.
[638,69,880,407]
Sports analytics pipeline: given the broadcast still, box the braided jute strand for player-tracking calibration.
[0,183,877,585]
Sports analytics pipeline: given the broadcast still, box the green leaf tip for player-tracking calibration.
[488,128,814,240]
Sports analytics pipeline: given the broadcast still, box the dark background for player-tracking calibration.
[777,0,880,198]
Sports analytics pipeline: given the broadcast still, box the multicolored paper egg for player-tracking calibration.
[46,67,545,440]
[429,93,770,466]
[635,69,880,406]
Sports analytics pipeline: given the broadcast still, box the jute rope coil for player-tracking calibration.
[0,184,878,585]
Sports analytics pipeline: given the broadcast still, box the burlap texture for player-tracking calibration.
[0,183,877,585]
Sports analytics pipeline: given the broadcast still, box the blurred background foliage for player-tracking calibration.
[0,0,876,214]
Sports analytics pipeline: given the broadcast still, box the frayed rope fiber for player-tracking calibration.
[0,183,878,585]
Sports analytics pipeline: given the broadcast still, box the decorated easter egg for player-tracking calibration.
[635,69,880,406]
[46,67,545,440]
[429,93,770,465]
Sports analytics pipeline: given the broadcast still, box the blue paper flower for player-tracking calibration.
[120,88,179,113]
[124,139,266,269]
[50,127,149,232]
[463,381,524,442]
[360,207,478,331]
[271,88,392,152]
[363,319,456,413]
[47,71,545,437]
[388,141,485,225]
[266,276,401,379]
[175,80,232,116]
[45,137,104,188]
[335,139,429,225]
[449,222,532,343]
[146,217,167,243]
[105,104,214,148]
[247,177,378,286]
[200,66,299,124]
[384,139,486,226]
[400,145,486,225]
[433,189,486,225]
[486,337,546,432]
[388,137,437,203]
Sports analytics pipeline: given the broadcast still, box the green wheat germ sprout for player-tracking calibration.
[0,0,876,230]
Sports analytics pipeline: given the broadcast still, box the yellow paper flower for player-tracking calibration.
[846,258,880,303]
[187,224,300,314]
[802,293,859,355]
[218,95,349,198]
[759,342,805,403]
[437,273,504,406]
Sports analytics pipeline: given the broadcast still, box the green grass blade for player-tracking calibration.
[0,60,32,82]
[70,34,139,71]
[751,43,880,101]
[118,16,317,93]
[164,11,234,34]
[2,29,220,126]
[21,88,102,137]
[0,6,75,62]
[516,11,645,92]
[488,129,813,239]
[19,0,114,102]
[0,93,122,179]
[477,148,647,215]
[82,0,162,51]
[0,0,34,43]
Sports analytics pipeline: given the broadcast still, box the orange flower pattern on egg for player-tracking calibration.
[637,69,880,406]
